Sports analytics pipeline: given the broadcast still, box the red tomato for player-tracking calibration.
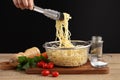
[47,62,54,69]
[52,71,59,77]
[37,61,45,67]
[42,52,48,59]
[42,63,48,69]
[48,62,54,65]
[41,70,50,76]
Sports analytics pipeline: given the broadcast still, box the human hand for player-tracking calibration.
[13,0,34,10]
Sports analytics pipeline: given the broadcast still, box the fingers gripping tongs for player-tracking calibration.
[33,6,64,20]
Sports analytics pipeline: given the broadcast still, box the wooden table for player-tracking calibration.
[0,53,120,80]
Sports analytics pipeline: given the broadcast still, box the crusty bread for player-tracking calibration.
[10,47,41,65]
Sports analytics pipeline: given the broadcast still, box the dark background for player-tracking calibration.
[0,0,120,53]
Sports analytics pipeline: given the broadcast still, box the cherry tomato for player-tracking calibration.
[42,52,48,59]
[47,62,54,69]
[37,61,45,67]
[52,71,59,77]
[41,70,50,76]
[48,62,54,65]
[42,63,48,69]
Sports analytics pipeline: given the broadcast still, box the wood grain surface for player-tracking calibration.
[0,53,120,80]
[26,61,109,74]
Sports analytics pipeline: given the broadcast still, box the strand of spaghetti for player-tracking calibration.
[55,13,74,48]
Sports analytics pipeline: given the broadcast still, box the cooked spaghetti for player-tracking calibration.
[55,13,74,48]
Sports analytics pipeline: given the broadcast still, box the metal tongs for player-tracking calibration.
[33,5,64,20]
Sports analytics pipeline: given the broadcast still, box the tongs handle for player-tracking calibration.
[33,6,44,13]
[33,6,64,20]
